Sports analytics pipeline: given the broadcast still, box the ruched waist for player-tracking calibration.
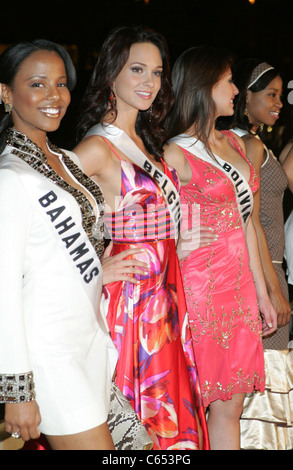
[104,204,176,242]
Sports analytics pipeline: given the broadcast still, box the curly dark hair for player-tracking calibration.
[76,25,174,161]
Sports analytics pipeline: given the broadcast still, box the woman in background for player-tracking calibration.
[219,58,293,449]
[164,46,277,449]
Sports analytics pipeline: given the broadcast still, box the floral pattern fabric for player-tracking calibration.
[104,159,209,450]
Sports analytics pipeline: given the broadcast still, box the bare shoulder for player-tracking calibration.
[164,142,186,166]
[281,144,293,188]
[241,133,264,166]
[229,131,247,155]
[280,141,293,164]
[164,142,192,184]
[73,135,112,176]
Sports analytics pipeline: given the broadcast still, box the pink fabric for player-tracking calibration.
[179,131,265,407]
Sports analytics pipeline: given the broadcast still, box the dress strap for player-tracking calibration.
[222,130,246,158]
[101,136,122,161]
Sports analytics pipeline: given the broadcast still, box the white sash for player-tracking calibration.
[10,156,108,334]
[86,124,182,239]
[169,134,254,228]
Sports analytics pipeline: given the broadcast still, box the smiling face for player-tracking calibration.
[246,75,283,130]
[112,41,163,114]
[3,49,71,141]
[212,67,239,119]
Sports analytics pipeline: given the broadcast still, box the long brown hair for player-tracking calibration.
[77,25,174,161]
[165,46,233,151]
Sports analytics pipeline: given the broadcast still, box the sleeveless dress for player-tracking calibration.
[102,139,209,450]
[259,146,290,348]
[233,129,290,349]
[177,131,265,407]
[285,210,293,286]
[232,130,293,450]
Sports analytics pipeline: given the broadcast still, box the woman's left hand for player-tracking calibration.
[259,296,278,337]
[102,242,149,285]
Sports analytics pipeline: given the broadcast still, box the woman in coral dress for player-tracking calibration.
[164,46,277,449]
[74,26,208,450]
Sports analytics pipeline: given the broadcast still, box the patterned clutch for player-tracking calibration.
[108,383,153,450]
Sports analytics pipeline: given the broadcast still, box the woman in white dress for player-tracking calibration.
[0,40,146,450]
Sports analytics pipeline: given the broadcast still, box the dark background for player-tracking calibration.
[1,0,293,150]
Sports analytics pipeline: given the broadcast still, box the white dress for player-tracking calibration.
[0,137,117,436]
[285,210,293,286]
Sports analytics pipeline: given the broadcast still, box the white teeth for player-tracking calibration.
[40,108,60,115]
[136,91,151,96]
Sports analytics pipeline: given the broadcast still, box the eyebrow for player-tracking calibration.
[129,62,163,68]
[25,74,67,81]
[265,88,282,93]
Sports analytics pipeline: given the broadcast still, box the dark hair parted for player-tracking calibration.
[0,39,76,153]
[165,46,234,150]
[76,25,174,161]
[217,58,280,133]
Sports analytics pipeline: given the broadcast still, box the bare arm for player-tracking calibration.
[164,142,217,257]
[164,142,192,186]
[246,218,277,336]
[244,136,291,326]
[74,135,112,178]
[74,137,149,284]
[281,144,293,193]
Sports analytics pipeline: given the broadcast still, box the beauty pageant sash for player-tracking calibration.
[4,150,108,333]
[86,124,182,239]
[169,134,254,228]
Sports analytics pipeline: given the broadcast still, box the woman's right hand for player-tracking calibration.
[177,225,218,260]
[5,401,41,442]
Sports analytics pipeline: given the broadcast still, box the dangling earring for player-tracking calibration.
[259,123,264,132]
[4,102,12,114]
[107,88,116,112]
[244,106,249,118]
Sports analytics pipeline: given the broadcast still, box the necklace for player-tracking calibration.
[6,128,105,259]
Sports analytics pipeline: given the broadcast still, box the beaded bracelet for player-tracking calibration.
[0,372,36,403]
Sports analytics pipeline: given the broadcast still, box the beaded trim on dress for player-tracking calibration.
[6,128,105,260]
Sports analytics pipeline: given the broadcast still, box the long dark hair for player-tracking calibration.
[165,45,234,151]
[217,58,280,132]
[0,39,76,153]
[76,25,174,161]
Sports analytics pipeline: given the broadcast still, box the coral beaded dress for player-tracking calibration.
[171,131,265,408]
[99,128,209,450]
